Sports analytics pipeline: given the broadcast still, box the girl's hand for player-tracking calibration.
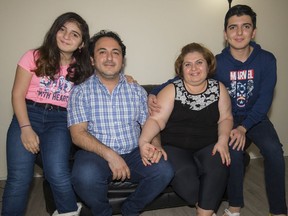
[125,75,137,84]
[20,127,40,154]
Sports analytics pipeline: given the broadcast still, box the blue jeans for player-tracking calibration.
[72,148,174,216]
[227,116,287,215]
[2,104,78,216]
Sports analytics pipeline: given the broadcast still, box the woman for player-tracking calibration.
[139,43,233,216]
[2,12,92,216]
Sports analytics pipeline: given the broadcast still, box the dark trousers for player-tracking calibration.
[227,117,287,215]
[164,144,228,211]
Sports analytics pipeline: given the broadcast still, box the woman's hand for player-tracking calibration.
[20,127,40,154]
[139,142,166,166]
[212,142,231,166]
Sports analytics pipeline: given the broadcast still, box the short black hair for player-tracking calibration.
[224,5,257,30]
[89,30,126,57]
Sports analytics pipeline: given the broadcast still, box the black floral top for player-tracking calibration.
[161,78,220,151]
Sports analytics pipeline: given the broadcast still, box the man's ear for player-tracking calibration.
[252,28,257,40]
[122,58,126,68]
[224,30,228,41]
[90,56,94,66]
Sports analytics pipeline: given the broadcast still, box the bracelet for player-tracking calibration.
[20,124,31,128]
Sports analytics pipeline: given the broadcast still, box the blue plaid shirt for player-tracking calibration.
[67,73,148,155]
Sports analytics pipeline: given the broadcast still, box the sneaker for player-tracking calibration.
[223,209,240,216]
[52,203,82,216]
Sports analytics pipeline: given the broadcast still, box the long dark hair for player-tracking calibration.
[33,12,93,84]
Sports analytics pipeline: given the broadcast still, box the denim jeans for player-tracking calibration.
[72,148,174,216]
[2,104,78,216]
[227,116,287,215]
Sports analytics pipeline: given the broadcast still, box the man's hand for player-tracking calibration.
[148,94,161,115]
[229,126,247,151]
[70,123,131,181]
[107,150,131,181]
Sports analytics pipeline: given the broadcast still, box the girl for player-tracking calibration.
[2,12,92,216]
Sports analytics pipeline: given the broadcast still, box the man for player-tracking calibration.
[215,5,286,216]
[148,5,287,216]
[67,30,173,216]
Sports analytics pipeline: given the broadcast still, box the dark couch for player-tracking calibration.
[42,84,251,216]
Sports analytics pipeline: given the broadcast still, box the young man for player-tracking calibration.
[67,30,173,216]
[148,5,287,216]
[216,5,287,216]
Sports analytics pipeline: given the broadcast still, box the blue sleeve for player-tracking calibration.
[242,56,277,130]
[138,85,149,125]
[150,76,180,95]
[67,85,89,127]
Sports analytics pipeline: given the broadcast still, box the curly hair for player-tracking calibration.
[33,12,93,85]
[174,43,216,78]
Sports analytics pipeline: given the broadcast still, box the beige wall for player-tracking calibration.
[0,0,287,179]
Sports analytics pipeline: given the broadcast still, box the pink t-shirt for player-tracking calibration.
[18,50,74,108]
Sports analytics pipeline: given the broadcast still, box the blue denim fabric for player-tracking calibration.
[227,116,287,215]
[72,148,174,216]
[2,104,78,215]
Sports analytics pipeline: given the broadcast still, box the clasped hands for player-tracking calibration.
[140,143,167,166]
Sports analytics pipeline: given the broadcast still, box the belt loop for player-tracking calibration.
[47,104,53,111]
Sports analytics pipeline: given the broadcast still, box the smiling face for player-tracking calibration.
[182,51,208,86]
[56,21,83,55]
[91,37,123,80]
[224,15,256,52]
